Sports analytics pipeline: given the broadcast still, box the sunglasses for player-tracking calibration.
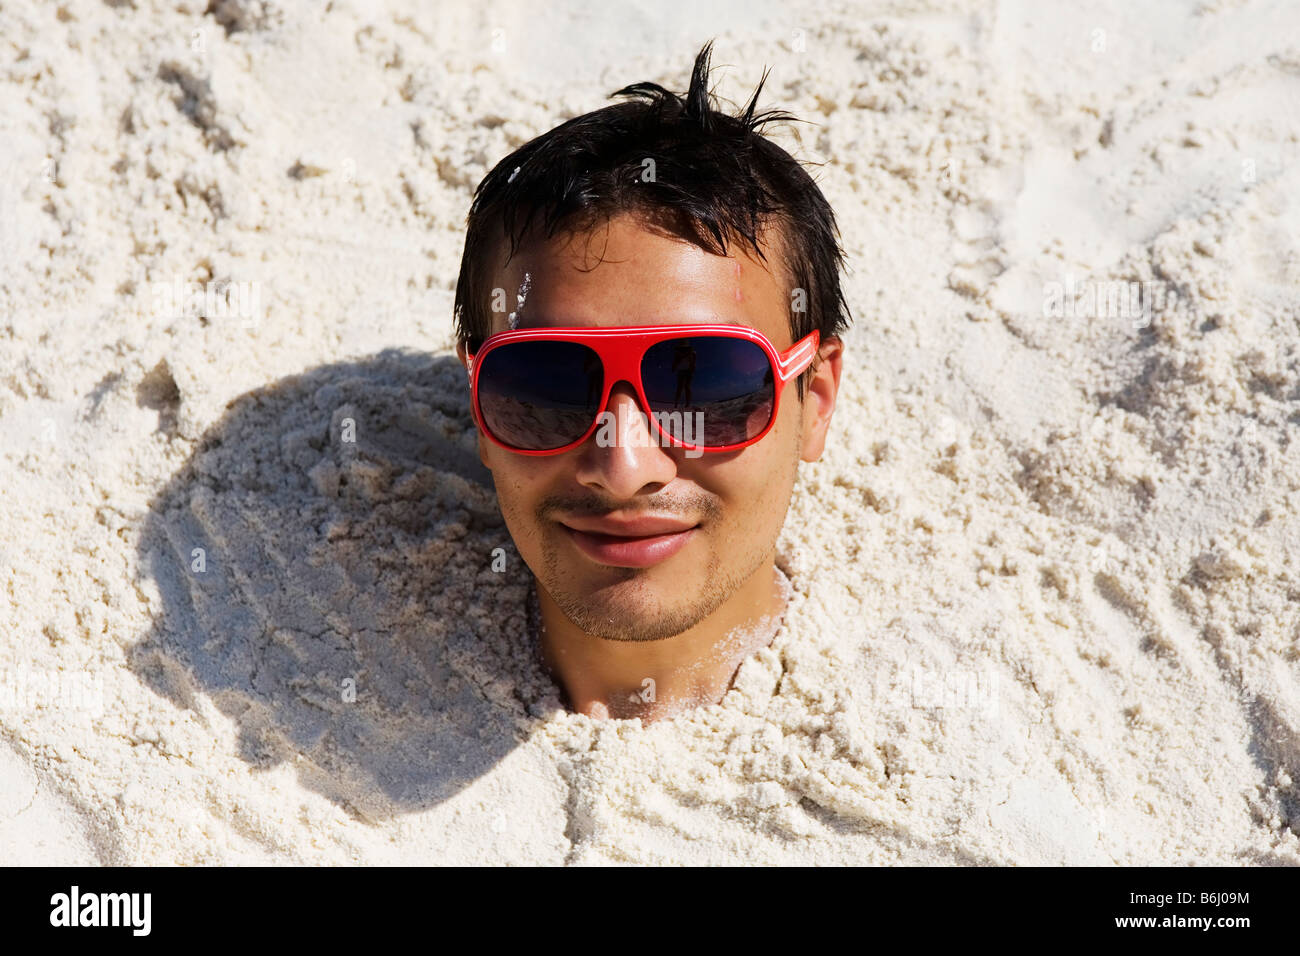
[465,324,820,455]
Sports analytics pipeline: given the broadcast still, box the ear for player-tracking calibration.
[456,340,492,472]
[799,335,844,463]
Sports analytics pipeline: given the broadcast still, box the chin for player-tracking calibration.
[558,575,694,633]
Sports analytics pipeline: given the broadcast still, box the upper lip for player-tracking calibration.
[560,515,699,537]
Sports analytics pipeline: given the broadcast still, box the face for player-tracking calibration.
[458,212,841,642]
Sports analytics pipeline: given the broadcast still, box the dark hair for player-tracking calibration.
[452,40,851,400]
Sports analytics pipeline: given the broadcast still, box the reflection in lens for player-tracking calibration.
[477,341,603,450]
[642,337,774,446]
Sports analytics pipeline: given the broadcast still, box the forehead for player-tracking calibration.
[488,213,793,346]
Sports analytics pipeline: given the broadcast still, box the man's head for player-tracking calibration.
[453,42,849,644]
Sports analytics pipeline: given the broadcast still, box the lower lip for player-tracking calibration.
[562,525,698,568]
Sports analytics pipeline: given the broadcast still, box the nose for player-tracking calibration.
[572,381,678,497]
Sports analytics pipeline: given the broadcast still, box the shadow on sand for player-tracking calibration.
[131,349,557,822]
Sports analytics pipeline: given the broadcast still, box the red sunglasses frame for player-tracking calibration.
[466,324,821,456]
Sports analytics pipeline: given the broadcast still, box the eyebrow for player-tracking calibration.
[506,311,749,329]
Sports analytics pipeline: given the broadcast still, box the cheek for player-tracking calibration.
[486,455,549,545]
[758,407,803,513]
[703,435,798,538]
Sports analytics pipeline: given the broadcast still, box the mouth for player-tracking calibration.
[558,517,700,569]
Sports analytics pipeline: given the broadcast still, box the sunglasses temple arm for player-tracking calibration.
[776,331,820,382]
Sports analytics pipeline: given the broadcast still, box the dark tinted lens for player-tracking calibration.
[476,341,604,450]
[641,336,775,447]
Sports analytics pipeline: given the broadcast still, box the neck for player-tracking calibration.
[532,560,790,723]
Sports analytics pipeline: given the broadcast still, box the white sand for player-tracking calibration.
[1,0,1297,864]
